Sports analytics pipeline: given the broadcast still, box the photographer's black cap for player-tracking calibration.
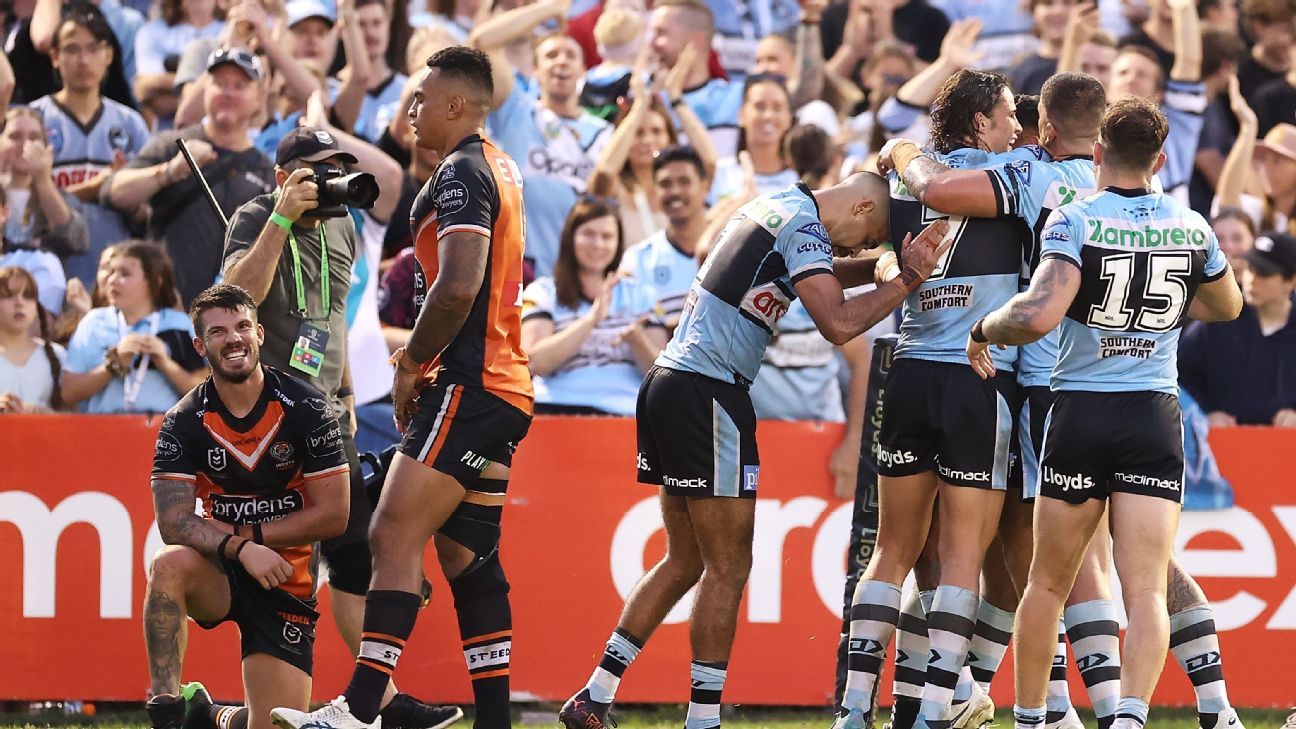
[275,126,359,167]
[1247,232,1296,278]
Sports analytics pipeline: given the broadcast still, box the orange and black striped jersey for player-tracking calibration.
[151,367,349,599]
[410,134,533,415]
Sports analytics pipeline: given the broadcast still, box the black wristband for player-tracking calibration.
[670,96,685,108]
[336,386,353,399]
[971,317,989,343]
[234,538,250,560]
[218,534,233,560]
[252,523,264,544]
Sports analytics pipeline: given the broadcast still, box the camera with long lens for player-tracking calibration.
[305,163,380,219]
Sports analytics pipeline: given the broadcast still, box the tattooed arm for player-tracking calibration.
[789,21,826,109]
[151,478,231,555]
[884,144,1004,219]
[982,258,1080,344]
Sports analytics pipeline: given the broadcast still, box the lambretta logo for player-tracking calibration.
[210,491,304,524]
[1043,466,1094,491]
[938,464,990,483]
[1086,219,1208,248]
[1115,472,1181,491]
[663,475,709,489]
[877,447,917,468]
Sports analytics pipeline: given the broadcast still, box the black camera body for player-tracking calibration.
[304,163,380,219]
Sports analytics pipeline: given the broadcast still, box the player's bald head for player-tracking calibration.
[820,171,891,251]
[841,171,890,204]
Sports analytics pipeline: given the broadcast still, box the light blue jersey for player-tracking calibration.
[354,72,408,143]
[487,86,611,277]
[750,299,845,422]
[64,307,200,414]
[985,147,1097,387]
[618,230,699,322]
[1158,80,1207,198]
[679,79,743,158]
[521,275,664,415]
[889,146,1038,370]
[1040,187,1228,394]
[657,183,834,385]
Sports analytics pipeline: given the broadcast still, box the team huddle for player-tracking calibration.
[144,44,1242,729]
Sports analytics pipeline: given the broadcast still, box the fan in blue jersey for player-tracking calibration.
[836,67,1025,729]
[891,72,1249,729]
[1107,0,1206,201]
[967,97,1242,729]
[560,173,952,729]
[617,147,710,325]
[647,0,745,157]
[479,27,612,278]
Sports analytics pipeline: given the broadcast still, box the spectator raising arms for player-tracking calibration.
[475,1,613,277]
[132,0,225,126]
[586,61,717,248]
[61,240,206,414]
[521,198,668,415]
[0,265,65,412]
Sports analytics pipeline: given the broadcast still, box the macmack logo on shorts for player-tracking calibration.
[877,447,917,468]
[1114,472,1181,491]
[938,464,990,483]
[1042,466,1095,491]
[663,475,709,489]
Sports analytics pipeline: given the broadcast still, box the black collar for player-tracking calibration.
[1102,185,1153,197]
[797,181,821,218]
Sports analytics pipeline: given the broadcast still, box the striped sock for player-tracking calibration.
[918,585,979,729]
[1064,600,1122,729]
[843,580,903,712]
[967,600,1014,692]
[685,660,727,729]
[452,563,513,729]
[584,628,643,704]
[1112,697,1149,729]
[1168,606,1232,724]
[345,590,422,723]
[1014,705,1046,729]
[208,706,248,729]
[894,589,930,701]
[1045,619,1073,724]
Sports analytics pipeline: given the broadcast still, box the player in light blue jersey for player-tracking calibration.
[481,32,612,277]
[917,74,1249,729]
[966,98,1242,729]
[560,173,951,729]
[838,68,1025,729]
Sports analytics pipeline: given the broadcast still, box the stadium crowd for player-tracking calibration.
[0,0,1294,726]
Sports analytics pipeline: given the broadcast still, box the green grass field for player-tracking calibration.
[2,705,1292,729]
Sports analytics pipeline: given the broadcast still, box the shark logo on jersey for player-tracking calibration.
[108,126,131,151]
[46,125,64,154]
[797,222,831,247]
[1004,160,1032,183]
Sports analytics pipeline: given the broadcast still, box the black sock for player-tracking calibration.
[207,706,248,729]
[451,556,512,729]
[344,590,422,724]
[891,695,921,729]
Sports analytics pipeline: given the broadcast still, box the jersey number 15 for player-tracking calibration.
[1088,251,1193,332]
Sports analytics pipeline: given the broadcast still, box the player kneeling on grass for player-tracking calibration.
[144,284,351,729]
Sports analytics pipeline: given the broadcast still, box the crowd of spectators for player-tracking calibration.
[0,0,1294,464]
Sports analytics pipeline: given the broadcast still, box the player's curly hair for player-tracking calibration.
[929,69,1011,155]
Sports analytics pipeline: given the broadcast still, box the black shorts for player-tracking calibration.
[400,382,532,488]
[636,365,760,498]
[320,431,375,594]
[1038,390,1185,505]
[1017,385,1055,501]
[876,358,1020,489]
[196,561,320,676]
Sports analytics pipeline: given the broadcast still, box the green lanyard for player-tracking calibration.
[286,222,329,318]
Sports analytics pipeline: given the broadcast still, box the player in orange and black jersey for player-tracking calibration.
[271,46,531,729]
[144,284,350,729]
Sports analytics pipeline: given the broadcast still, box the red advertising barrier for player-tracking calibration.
[0,416,1292,706]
